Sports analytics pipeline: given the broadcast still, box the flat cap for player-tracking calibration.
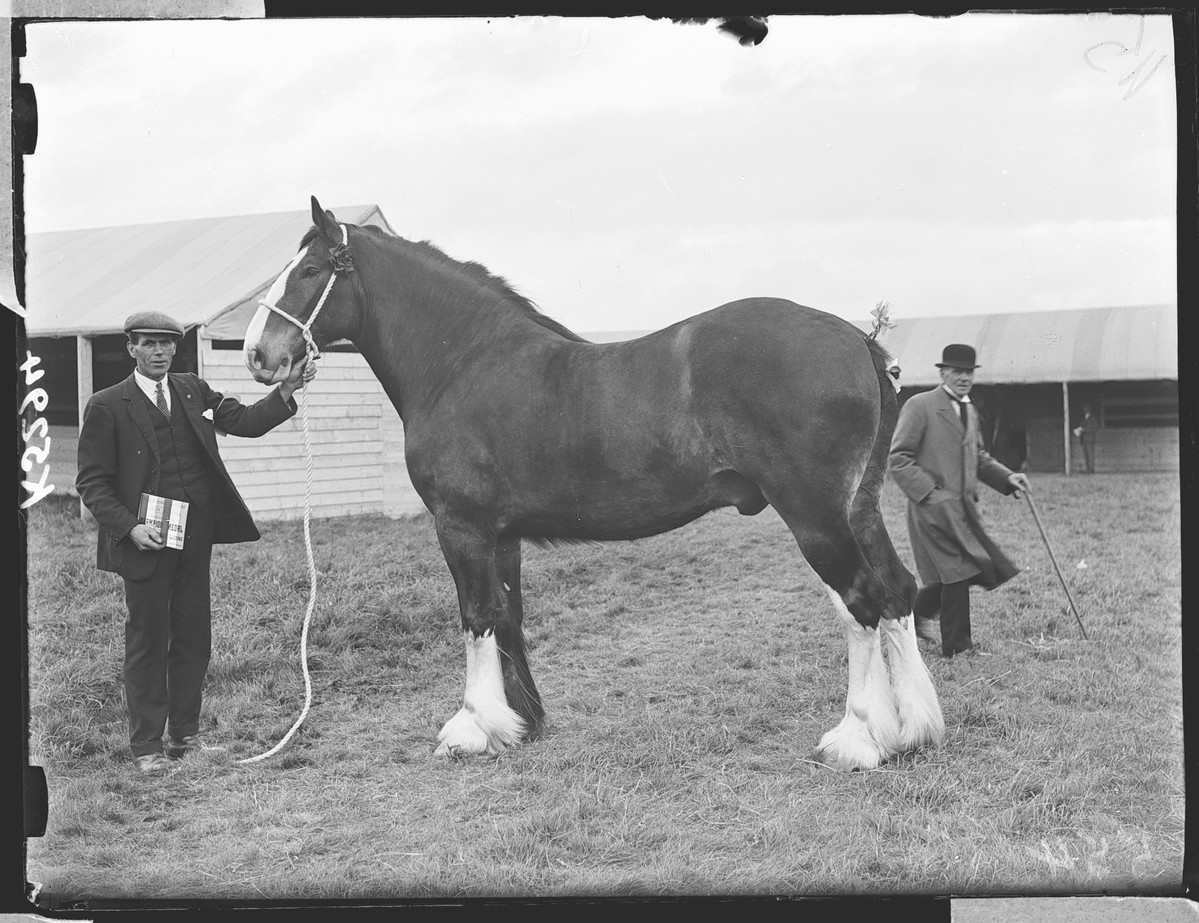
[124,311,184,338]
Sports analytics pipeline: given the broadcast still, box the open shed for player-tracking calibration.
[861,305,1179,473]
[23,204,425,520]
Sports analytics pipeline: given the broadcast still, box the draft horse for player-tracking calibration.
[244,197,944,770]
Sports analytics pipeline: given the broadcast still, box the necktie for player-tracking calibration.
[155,381,170,420]
[957,399,968,429]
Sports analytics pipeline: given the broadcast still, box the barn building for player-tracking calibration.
[861,305,1179,474]
[23,205,426,521]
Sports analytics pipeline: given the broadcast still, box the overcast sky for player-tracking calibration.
[21,13,1177,334]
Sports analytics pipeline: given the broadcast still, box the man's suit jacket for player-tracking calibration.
[889,386,1019,588]
[76,372,297,580]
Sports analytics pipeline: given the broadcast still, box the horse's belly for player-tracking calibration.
[504,469,715,542]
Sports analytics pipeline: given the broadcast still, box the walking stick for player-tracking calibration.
[1023,486,1089,640]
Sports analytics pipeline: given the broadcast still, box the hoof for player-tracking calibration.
[897,703,946,754]
[434,706,522,759]
[813,742,887,772]
[814,720,892,771]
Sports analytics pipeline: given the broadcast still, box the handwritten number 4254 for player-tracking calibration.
[1085,16,1168,101]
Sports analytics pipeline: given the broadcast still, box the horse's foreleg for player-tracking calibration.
[493,538,544,735]
[815,583,901,770]
[433,523,538,758]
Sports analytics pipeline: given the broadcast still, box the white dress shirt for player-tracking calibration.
[133,369,171,415]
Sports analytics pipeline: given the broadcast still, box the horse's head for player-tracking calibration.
[244,196,360,384]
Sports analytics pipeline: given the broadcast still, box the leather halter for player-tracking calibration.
[258,224,352,361]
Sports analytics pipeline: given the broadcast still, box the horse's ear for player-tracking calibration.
[310,197,339,242]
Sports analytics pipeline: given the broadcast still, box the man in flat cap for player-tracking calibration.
[888,344,1030,658]
[76,311,316,773]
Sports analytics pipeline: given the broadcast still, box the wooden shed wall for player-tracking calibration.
[1026,422,1179,473]
[201,347,425,521]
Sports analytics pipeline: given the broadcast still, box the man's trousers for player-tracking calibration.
[121,505,215,757]
[913,579,973,657]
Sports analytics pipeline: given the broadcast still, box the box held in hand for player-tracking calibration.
[137,493,188,550]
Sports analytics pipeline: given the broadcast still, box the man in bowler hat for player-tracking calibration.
[888,344,1030,657]
[76,311,316,773]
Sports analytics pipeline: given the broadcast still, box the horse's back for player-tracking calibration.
[645,297,882,405]
[559,297,880,447]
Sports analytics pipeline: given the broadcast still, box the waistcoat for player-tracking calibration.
[142,385,217,507]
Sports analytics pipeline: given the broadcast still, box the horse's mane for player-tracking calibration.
[301,223,589,343]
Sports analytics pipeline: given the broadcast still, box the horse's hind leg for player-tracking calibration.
[814,578,902,771]
[773,496,903,770]
[433,519,543,758]
[851,495,945,754]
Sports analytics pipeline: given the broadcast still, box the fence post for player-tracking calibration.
[76,334,94,521]
[1061,381,1071,476]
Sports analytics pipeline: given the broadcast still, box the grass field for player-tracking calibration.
[24,472,1183,906]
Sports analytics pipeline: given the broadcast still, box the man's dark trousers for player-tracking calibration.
[123,503,215,757]
[914,580,972,656]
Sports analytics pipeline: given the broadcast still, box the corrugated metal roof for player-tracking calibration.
[24,205,392,337]
[855,304,1177,385]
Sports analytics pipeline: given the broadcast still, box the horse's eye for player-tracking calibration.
[303,265,321,278]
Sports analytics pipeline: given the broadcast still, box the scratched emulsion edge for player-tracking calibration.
[2,14,21,317]
[1,0,266,319]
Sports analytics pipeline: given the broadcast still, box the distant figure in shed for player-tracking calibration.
[1074,403,1099,474]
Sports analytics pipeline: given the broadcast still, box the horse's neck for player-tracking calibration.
[352,247,554,420]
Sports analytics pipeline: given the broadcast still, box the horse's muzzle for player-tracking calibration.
[245,345,291,385]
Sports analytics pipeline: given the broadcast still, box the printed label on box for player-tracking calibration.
[137,493,189,550]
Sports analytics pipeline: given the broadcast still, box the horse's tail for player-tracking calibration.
[850,335,917,613]
[858,336,899,506]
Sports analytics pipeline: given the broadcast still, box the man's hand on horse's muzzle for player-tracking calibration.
[279,356,318,401]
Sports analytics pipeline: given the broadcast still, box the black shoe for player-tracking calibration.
[165,734,202,759]
[134,752,174,774]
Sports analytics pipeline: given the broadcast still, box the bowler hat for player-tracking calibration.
[124,311,183,338]
[936,343,979,370]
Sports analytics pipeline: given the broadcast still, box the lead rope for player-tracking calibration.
[235,376,314,762]
[238,226,349,765]
[238,352,322,764]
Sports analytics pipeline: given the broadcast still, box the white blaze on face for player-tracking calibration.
[243,247,308,364]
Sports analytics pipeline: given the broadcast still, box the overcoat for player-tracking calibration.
[76,372,296,580]
[889,386,1020,589]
